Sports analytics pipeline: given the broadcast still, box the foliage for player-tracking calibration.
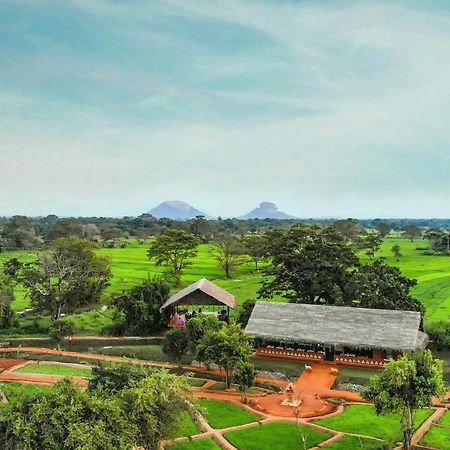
[426,320,450,349]
[241,234,267,270]
[19,237,111,321]
[0,379,137,450]
[0,216,41,249]
[0,268,14,329]
[121,369,190,450]
[236,299,256,327]
[48,318,77,341]
[358,230,383,259]
[331,218,362,241]
[402,224,423,241]
[234,361,256,394]
[163,327,189,363]
[424,228,450,254]
[363,350,446,450]
[211,232,246,278]
[147,229,200,283]
[88,363,152,395]
[111,278,170,335]
[391,244,402,257]
[197,323,254,388]
[374,222,391,238]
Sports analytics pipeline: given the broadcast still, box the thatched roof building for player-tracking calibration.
[245,302,428,353]
[160,278,236,311]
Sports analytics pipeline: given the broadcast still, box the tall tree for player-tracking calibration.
[358,230,383,259]
[112,278,170,335]
[241,234,267,270]
[0,216,40,249]
[46,218,84,240]
[374,221,391,238]
[363,350,445,450]
[147,229,200,284]
[197,323,254,388]
[260,224,358,304]
[391,244,402,257]
[331,218,362,241]
[237,299,256,328]
[211,233,246,279]
[402,224,423,242]
[20,237,111,321]
[424,228,450,254]
[0,269,14,329]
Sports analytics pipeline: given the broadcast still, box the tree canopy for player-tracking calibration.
[363,350,445,450]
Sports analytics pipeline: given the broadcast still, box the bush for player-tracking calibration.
[426,321,450,349]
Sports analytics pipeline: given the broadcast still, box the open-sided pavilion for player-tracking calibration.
[246,301,428,368]
[160,278,236,327]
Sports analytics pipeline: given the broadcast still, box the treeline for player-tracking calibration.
[1,213,449,252]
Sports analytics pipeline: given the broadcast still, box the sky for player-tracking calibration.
[1,0,450,218]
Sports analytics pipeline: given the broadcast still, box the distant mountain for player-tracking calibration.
[148,201,208,220]
[239,202,296,220]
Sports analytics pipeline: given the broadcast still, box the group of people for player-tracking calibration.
[170,307,229,327]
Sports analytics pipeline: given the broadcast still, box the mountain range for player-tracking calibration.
[147,201,296,220]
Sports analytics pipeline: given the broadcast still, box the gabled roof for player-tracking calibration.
[160,278,236,311]
[245,302,428,352]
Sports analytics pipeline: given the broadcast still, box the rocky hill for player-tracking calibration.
[239,202,296,220]
[148,201,207,220]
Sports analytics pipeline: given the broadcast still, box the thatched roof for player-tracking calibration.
[245,302,428,352]
[160,278,236,311]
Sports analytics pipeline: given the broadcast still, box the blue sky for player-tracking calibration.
[1,0,450,218]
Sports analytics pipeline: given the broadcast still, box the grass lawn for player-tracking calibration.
[184,378,207,387]
[197,399,260,429]
[324,435,390,449]
[167,438,220,450]
[14,363,92,378]
[314,405,432,442]
[0,382,53,406]
[169,411,201,439]
[420,425,450,450]
[250,357,305,380]
[439,410,450,427]
[224,421,331,450]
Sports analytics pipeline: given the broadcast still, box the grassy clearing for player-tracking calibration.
[0,382,53,406]
[250,357,304,380]
[168,411,201,439]
[184,378,206,387]
[314,404,432,442]
[14,363,92,378]
[2,237,450,332]
[167,438,221,450]
[420,425,450,449]
[324,435,390,449]
[224,421,331,450]
[196,399,260,429]
[439,410,450,427]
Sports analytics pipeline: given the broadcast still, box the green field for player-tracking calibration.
[324,435,388,449]
[167,438,220,450]
[169,411,201,439]
[196,399,260,429]
[224,421,331,450]
[420,425,450,449]
[13,363,92,378]
[0,382,53,407]
[1,237,450,332]
[314,404,432,443]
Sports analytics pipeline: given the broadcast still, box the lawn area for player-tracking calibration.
[314,404,432,442]
[169,411,201,439]
[0,382,53,406]
[224,421,331,450]
[439,410,450,427]
[420,425,450,450]
[13,363,92,378]
[184,378,207,387]
[250,356,304,380]
[324,435,389,449]
[167,438,220,450]
[196,399,260,429]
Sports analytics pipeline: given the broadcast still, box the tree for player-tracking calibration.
[234,361,256,401]
[344,261,424,313]
[20,237,111,321]
[241,234,267,270]
[402,224,422,242]
[0,269,14,329]
[0,215,40,249]
[375,221,391,238]
[331,218,362,241]
[46,218,84,240]
[89,363,153,395]
[237,299,256,328]
[162,327,189,363]
[358,230,383,259]
[391,244,402,257]
[112,278,170,335]
[184,314,224,355]
[147,229,200,284]
[121,370,191,450]
[197,324,254,388]
[190,215,211,242]
[0,379,137,450]
[363,350,445,450]
[211,233,247,279]
[49,319,77,342]
[260,224,358,304]
[424,228,450,254]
